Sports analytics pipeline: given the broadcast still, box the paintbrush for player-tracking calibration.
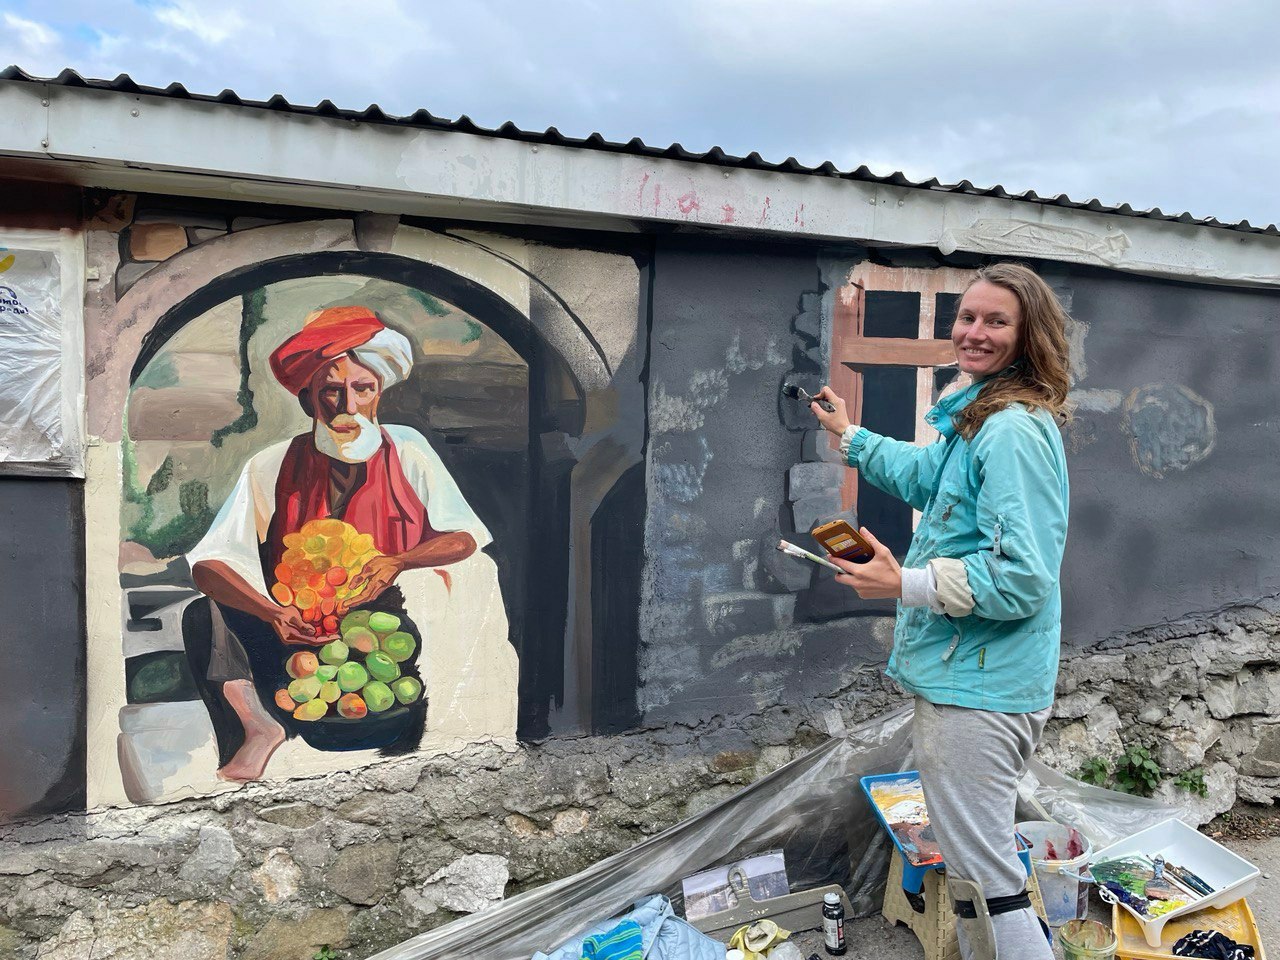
[777,539,845,573]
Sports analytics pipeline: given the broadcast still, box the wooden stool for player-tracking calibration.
[882,850,1049,960]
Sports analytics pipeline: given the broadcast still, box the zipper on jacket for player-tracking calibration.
[993,515,1005,558]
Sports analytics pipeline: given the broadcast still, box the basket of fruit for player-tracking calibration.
[268,519,426,751]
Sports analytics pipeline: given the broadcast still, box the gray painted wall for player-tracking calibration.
[1058,269,1280,643]
[0,478,85,817]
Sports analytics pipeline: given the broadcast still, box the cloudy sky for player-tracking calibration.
[4,1,1279,228]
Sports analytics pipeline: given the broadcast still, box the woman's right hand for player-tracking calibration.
[269,606,321,646]
[811,385,851,436]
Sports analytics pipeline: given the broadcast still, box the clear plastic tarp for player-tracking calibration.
[0,231,85,477]
[372,704,1185,960]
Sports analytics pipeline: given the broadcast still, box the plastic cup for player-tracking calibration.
[1059,919,1116,960]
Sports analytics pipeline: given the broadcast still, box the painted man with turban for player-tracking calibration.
[186,306,515,782]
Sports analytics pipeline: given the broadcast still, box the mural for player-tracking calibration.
[95,221,650,805]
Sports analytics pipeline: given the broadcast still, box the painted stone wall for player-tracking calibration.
[2,184,1280,959]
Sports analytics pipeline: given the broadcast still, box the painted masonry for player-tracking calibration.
[2,184,1280,958]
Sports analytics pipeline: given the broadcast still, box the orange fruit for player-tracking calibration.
[289,569,310,591]
[324,536,344,557]
[325,566,348,587]
[294,587,318,610]
[302,604,323,623]
[311,555,332,573]
[270,582,294,606]
[351,533,375,554]
[319,592,336,611]
[282,548,305,567]
[274,562,292,585]
[300,519,323,537]
[273,689,295,711]
[322,614,339,634]
[283,532,305,550]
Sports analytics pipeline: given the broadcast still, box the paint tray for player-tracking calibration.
[1090,818,1260,948]
[1112,897,1265,960]
[860,772,944,894]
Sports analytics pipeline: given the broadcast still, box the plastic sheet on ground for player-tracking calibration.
[371,703,1191,960]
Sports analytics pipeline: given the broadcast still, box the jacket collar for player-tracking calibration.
[924,363,1021,440]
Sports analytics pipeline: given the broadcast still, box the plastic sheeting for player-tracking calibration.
[370,704,1188,960]
[0,232,84,476]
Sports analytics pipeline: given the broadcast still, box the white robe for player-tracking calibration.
[187,424,518,741]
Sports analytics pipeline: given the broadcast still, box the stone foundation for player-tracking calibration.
[3,596,1278,960]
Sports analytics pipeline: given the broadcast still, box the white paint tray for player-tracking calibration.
[1089,817,1260,947]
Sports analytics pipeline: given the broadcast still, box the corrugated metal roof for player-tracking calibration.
[4,65,1276,237]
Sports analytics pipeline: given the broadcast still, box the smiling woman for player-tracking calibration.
[808,262,1072,960]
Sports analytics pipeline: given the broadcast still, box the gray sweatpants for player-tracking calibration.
[914,698,1053,960]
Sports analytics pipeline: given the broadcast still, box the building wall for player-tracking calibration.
[2,185,1279,959]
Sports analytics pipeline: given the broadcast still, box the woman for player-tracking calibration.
[811,263,1070,960]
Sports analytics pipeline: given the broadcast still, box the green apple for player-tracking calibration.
[362,680,394,713]
[365,651,400,684]
[367,611,401,636]
[315,664,339,682]
[391,676,423,704]
[288,676,322,703]
[340,609,373,634]
[319,639,349,666]
[336,661,369,692]
[318,681,342,703]
[381,631,415,663]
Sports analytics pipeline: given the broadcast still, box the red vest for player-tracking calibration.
[266,429,433,572]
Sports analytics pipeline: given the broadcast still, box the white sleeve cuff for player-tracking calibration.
[931,557,976,617]
[838,424,860,460]
[900,565,941,612]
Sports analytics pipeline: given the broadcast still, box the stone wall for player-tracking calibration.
[4,593,1278,960]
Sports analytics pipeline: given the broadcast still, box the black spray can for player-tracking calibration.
[822,891,846,955]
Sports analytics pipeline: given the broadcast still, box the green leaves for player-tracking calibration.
[1113,744,1162,797]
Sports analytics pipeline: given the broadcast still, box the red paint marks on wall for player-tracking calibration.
[721,204,735,223]
[677,191,700,215]
[654,183,662,215]
[758,196,772,225]
[794,203,805,228]
[636,172,650,206]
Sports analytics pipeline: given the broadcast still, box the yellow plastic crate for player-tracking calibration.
[1113,898,1265,960]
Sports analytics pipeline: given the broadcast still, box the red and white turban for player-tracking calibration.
[268,306,414,395]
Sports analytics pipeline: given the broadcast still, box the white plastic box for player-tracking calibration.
[1090,817,1260,947]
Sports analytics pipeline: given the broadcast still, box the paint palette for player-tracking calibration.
[1090,818,1260,948]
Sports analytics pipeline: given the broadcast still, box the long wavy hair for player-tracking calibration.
[951,262,1072,441]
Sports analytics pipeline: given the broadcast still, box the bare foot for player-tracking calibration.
[217,680,287,782]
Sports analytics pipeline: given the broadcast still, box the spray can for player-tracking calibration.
[822,891,846,955]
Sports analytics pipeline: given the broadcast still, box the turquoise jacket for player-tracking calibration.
[847,377,1069,713]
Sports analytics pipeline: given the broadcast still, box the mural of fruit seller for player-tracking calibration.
[185,305,516,782]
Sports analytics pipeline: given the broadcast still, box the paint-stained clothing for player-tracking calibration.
[187,424,517,740]
[846,378,1070,712]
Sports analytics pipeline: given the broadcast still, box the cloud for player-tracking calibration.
[3,12,64,61]
[152,2,246,46]
[3,0,1279,227]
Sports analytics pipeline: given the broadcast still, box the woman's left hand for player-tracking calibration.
[344,554,406,610]
[831,528,902,599]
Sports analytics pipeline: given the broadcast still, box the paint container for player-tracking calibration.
[1058,919,1116,960]
[1015,820,1092,926]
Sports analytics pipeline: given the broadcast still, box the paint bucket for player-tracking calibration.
[1015,820,1092,927]
[1058,919,1116,960]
